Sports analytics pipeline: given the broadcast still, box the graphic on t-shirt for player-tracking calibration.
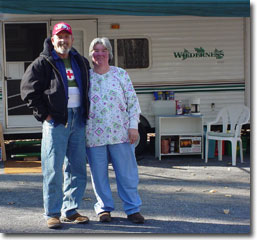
[66,68,74,81]
[66,68,77,87]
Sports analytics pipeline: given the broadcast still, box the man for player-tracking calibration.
[20,22,90,229]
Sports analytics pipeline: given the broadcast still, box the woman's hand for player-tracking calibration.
[128,128,139,144]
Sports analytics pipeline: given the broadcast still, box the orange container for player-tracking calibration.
[161,139,170,154]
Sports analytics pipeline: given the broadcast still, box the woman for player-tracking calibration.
[86,37,144,224]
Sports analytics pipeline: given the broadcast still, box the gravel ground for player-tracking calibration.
[0,153,251,236]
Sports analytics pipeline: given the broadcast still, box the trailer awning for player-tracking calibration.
[1,0,250,17]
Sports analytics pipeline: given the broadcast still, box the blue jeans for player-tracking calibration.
[41,108,87,219]
[86,143,142,215]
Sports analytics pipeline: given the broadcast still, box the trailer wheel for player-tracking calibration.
[135,123,147,156]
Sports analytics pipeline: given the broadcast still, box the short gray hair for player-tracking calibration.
[89,37,113,60]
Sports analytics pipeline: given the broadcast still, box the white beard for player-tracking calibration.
[55,44,71,55]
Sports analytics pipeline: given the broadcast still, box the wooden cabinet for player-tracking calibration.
[155,115,203,160]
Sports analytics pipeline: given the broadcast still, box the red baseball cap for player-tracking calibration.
[52,22,72,36]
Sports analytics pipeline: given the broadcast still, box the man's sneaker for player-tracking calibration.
[127,212,145,224]
[61,212,89,224]
[99,212,112,222]
[47,217,62,229]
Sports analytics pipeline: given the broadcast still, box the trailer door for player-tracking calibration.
[3,20,97,130]
[4,22,47,129]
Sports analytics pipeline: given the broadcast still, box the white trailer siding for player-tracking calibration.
[97,16,245,86]
[0,15,249,135]
[97,15,246,127]
[0,22,4,130]
[137,90,245,128]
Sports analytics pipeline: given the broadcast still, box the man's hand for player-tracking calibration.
[128,128,139,144]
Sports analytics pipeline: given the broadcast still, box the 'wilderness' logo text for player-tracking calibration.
[174,47,224,60]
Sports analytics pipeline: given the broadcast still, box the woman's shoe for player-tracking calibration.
[127,212,145,224]
[99,211,112,222]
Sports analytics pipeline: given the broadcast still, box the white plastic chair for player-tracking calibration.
[205,104,250,166]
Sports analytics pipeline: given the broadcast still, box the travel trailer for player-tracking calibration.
[0,1,250,154]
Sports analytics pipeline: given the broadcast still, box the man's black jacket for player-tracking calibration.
[20,38,90,125]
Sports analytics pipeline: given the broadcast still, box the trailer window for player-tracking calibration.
[5,23,46,62]
[110,38,149,69]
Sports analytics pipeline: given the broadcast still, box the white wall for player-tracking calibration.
[0,22,4,130]
[97,16,245,86]
[0,15,249,134]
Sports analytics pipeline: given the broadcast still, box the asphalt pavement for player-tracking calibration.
[0,153,251,235]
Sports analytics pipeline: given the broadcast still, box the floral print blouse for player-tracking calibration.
[86,66,141,147]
